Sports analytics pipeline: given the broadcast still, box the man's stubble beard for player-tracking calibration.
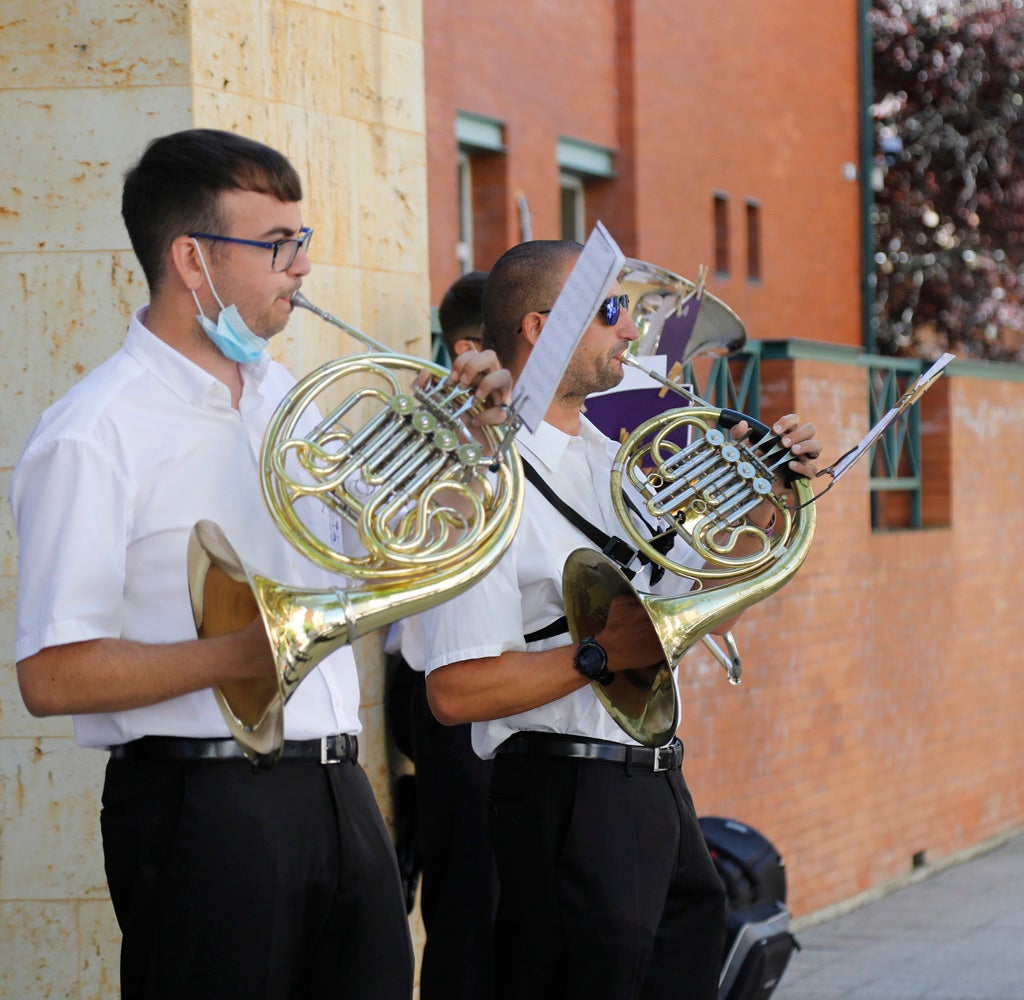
[558,352,624,409]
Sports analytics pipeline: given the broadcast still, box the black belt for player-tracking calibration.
[109,733,358,765]
[496,732,683,773]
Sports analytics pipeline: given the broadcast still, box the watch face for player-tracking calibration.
[576,640,608,678]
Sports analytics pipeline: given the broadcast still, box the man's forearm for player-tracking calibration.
[16,624,272,717]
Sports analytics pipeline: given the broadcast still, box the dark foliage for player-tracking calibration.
[871,0,1024,362]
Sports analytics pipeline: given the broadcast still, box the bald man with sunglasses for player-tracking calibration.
[419,240,821,1000]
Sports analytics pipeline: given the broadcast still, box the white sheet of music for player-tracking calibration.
[828,352,955,481]
[513,222,626,432]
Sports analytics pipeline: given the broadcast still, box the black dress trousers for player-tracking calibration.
[101,754,414,1000]
[488,749,725,1000]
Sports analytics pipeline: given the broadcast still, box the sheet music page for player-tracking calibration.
[513,222,626,431]
[829,352,955,481]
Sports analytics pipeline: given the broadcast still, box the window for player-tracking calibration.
[560,173,585,242]
[746,200,761,281]
[714,194,729,276]
[456,151,473,273]
[557,137,615,242]
[454,112,508,274]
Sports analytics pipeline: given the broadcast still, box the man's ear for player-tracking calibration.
[519,311,546,348]
[169,235,206,291]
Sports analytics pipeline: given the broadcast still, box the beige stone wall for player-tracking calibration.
[0,1,428,995]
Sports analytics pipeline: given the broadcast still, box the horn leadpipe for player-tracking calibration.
[620,352,712,406]
[291,290,393,354]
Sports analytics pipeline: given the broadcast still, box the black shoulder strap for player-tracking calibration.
[519,458,673,644]
[524,616,571,644]
[520,458,640,574]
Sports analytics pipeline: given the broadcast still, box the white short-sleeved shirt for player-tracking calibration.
[419,415,704,758]
[393,617,426,672]
[10,307,360,749]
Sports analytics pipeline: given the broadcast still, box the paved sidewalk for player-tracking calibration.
[774,831,1024,1000]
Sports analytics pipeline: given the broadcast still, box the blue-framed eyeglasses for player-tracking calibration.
[188,227,313,272]
[533,294,631,328]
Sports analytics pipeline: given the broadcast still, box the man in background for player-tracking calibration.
[388,268,498,1000]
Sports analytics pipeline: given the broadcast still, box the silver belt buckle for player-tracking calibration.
[321,735,339,765]
[653,743,677,772]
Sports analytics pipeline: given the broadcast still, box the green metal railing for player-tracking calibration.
[679,341,763,417]
[430,307,450,367]
[866,355,927,527]
[431,328,940,529]
[666,345,932,530]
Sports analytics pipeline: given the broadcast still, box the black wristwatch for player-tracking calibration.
[574,636,613,686]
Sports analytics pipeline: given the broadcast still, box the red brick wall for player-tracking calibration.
[423,0,1024,920]
[622,2,863,347]
[424,0,620,292]
[425,0,862,348]
[683,368,1024,916]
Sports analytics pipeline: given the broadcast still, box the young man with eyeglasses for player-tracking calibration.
[9,128,509,998]
[420,240,821,1000]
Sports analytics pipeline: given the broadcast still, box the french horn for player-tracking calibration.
[563,260,816,747]
[188,291,523,765]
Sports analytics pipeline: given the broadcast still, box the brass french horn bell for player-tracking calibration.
[620,258,746,366]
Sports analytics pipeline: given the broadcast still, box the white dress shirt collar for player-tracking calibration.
[516,413,609,473]
[123,306,272,407]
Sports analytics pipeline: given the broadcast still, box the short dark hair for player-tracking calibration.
[481,240,582,364]
[121,129,303,292]
[438,270,487,356]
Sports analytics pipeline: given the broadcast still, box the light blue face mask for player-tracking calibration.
[190,239,267,363]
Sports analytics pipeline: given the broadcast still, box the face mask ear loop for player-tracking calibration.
[190,287,208,319]
[190,238,228,314]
